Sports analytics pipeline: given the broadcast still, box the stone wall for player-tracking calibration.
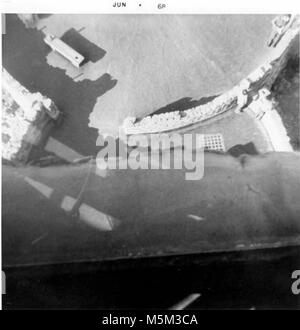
[2,70,60,164]
[246,88,293,152]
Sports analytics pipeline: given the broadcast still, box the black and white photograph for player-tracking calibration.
[1,1,300,313]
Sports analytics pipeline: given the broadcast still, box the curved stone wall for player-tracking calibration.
[122,15,300,136]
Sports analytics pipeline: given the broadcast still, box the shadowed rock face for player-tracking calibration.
[2,152,300,267]
[272,42,300,150]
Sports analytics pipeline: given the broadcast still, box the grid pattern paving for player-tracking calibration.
[204,134,226,152]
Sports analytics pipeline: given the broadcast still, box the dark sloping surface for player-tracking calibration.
[3,152,300,267]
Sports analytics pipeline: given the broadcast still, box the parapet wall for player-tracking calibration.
[122,16,300,136]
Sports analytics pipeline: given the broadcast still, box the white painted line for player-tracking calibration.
[78,203,115,231]
[45,137,83,162]
[24,176,54,198]
[169,293,201,310]
[61,195,76,212]
[187,214,205,221]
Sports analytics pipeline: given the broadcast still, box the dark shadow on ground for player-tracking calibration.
[151,95,218,116]
[60,28,106,65]
[271,38,299,151]
[228,142,259,158]
[37,14,52,20]
[2,14,117,159]
[3,247,300,309]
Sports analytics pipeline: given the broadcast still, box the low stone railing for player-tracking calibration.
[123,92,238,135]
[246,89,293,152]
